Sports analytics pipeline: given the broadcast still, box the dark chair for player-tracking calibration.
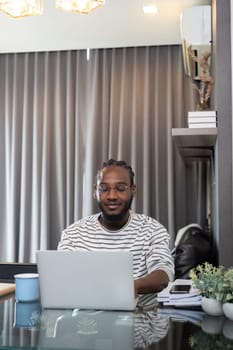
[173,224,217,279]
[0,263,38,283]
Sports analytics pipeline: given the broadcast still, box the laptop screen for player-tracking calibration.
[36,250,135,311]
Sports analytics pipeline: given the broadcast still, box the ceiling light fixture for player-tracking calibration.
[143,4,158,15]
[56,0,105,15]
[0,0,43,18]
[0,0,105,18]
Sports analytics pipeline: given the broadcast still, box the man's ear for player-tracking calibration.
[131,184,136,196]
[93,185,97,199]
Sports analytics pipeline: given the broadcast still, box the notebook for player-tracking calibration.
[36,250,135,310]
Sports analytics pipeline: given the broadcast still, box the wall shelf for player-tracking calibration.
[172,128,218,159]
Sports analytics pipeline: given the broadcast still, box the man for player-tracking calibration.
[58,159,174,302]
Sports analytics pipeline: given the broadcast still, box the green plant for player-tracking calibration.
[221,267,233,303]
[189,262,225,300]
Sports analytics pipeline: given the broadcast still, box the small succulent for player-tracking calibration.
[189,262,225,300]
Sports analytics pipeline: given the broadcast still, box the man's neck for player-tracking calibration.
[98,212,130,231]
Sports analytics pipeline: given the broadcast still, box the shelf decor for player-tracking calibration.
[188,46,214,111]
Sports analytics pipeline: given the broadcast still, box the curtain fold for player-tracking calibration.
[0,46,204,262]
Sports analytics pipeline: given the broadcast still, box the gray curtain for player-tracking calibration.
[0,45,205,263]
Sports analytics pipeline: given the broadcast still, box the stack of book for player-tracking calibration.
[187,110,217,128]
[157,280,202,307]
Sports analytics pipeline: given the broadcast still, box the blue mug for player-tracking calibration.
[14,273,40,302]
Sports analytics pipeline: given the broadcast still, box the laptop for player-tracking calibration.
[36,250,135,311]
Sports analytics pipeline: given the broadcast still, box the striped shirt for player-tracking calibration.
[58,211,174,305]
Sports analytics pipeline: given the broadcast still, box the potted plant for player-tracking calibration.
[221,267,233,320]
[189,262,224,316]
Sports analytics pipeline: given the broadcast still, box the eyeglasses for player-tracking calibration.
[97,184,130,194]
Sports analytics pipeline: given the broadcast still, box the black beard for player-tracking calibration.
[96,196,133,223]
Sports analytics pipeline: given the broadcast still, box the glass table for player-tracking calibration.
[0,293,233,350]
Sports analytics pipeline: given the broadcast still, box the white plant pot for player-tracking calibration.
[201,297,223,316]
[223,302,233,320]
[223,319,233,340]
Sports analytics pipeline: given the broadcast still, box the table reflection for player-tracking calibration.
[133,311,168,348]
[40,309,134,349]
[0,295,232,349]
[39,308,169,349]
[14,301,41,328]
[190,316,233,349]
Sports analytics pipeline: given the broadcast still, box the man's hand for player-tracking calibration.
[134,270,169,297]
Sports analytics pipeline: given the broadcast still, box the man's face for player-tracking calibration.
[95,166,136,222]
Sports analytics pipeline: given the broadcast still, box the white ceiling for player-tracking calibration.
[0,0,210,53]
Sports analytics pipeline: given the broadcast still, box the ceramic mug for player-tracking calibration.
[14,273,40,302]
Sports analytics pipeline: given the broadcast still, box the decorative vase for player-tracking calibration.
[201,297,223,316]
[223,319,233,340]
[223,302,233,321]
